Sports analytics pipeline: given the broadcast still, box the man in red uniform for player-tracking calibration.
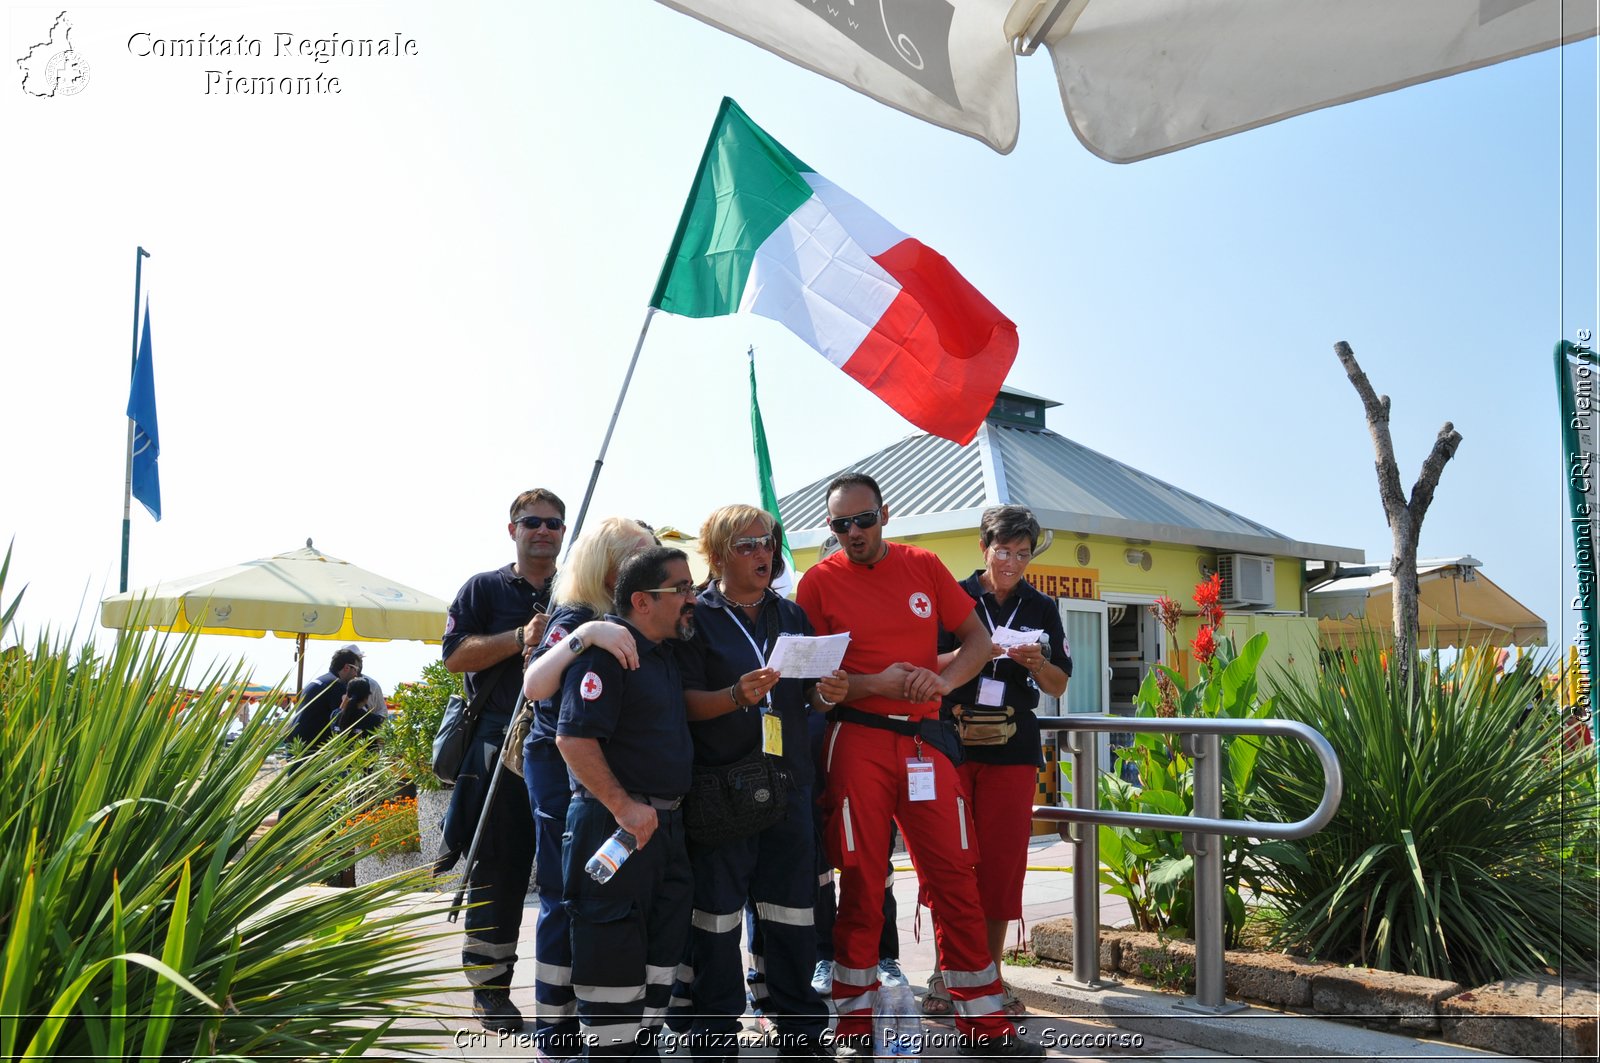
[796,474,1041,1060]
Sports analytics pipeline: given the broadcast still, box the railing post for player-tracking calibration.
[1065,724,1109,989]
[1178,732,1243,1014]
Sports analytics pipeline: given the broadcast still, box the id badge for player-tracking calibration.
[906,758,936,802]
[977,676,1006,707]
[762,711,783,756]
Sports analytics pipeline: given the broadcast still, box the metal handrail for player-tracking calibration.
[1031,714,1343,1013]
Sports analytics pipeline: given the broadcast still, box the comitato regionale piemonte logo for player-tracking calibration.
[17,10,90,97]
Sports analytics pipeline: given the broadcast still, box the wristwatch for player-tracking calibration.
[568,634,584,654]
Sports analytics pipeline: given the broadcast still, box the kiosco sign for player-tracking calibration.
[1024,566,1098,601]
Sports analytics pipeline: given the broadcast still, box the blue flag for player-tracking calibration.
[127,302,161,521]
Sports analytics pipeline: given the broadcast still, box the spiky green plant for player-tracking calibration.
[1253,636,1599,983]
[0,562,462,1059]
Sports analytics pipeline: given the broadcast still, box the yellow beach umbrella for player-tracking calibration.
[100,540,448,691]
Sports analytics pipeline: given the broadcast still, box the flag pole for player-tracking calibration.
[565,307,656,551]
[120,246,151,593]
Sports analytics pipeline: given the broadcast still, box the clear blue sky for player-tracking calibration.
[2,1,1593,690]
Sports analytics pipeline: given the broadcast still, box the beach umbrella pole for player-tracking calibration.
[295,633,307,694]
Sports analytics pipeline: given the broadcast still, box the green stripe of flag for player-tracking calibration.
[651,97,815,317]
[749,349,795,579]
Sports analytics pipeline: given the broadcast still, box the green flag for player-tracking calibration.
[749,348,795,594]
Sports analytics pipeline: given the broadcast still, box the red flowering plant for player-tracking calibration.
[1075,573,1274,944]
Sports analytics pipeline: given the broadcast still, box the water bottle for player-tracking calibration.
[874,981,921,1057]
[584,829,636,883]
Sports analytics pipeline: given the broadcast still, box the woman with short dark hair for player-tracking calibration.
[924,505,1069,1017]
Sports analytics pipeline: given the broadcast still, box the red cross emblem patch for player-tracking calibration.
[909,592,932,619]
[580,671,603,700]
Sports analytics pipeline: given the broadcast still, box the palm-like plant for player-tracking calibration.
[0,558,461,1060]
[1253,637,1598,984]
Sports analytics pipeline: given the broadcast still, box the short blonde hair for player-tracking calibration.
[698,504,779,580]
[552,516,658,616]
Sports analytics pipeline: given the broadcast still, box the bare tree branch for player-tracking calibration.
[1335,341,1408,520]
[1408,421,1464,528]
[1335,341,1462,695]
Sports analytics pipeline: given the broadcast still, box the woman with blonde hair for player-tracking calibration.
[668,504,847,1062]
[520,515,657,1063]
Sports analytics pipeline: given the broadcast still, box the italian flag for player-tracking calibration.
[650,98,1017,446]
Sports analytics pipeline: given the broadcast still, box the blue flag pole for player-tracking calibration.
[120,246,150,593]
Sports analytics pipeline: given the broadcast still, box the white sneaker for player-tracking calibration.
[877,957,908,988]
[811,959,834,994]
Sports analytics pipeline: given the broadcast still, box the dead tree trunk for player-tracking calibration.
[1335,341,1463,692]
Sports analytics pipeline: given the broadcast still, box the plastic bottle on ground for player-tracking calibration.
[874,980,921,1058]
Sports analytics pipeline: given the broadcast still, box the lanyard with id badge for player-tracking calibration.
[727,599,783,757]
[907,736,936,801]
[951,597,1024,747]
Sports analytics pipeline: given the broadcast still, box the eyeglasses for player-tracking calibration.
[731,535,776,557]
[646,582,698,598]
[827,508,881,535]
[515,516,566,531]
[990,547,1033,563]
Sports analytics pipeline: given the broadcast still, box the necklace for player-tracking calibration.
[720,582,765,609]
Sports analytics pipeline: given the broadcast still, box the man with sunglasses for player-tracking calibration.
[442,487,567,1033]
[556,546,698,1059]
[796,474,1041,1061]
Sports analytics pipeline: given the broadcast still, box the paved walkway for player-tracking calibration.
[368,834,1522,1061]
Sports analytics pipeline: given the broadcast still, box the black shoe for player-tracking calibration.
[472,987,525,1033]
[957,1032,1045,1061]
[829,1033,873,1060]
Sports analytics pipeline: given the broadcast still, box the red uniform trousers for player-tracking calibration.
[822,719,1013,1040]
[956,760,1040,922]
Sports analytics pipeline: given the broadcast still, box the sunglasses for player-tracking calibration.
[731,535,776,557]
[646,582,698,598]
[515,516,566,531]
[827,508,881,535]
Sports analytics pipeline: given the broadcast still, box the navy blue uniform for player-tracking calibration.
[522,602,597,1055]
[290,670,345,751]
[441,563,548,995]
[558,619,694,1059]
[668,586,828,1062]
[938,572,1071,766]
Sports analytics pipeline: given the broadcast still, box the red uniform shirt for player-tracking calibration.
[796,542,974,720]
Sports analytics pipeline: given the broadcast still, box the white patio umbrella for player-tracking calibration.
[100,540,449,691]
[656,0,1595,159]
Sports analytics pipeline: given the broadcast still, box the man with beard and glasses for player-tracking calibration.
[556,546,697,1059]
[442,487,565,1033]
[796,474,1042,1061]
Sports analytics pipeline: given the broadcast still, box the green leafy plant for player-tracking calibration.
[1253,636,1599,983]
[1069,578,1275,946]
[0,559,460,1060]
[1138,956,1195,993]
[381,660,463,791]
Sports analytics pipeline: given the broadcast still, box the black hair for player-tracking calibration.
[510,487,567,520]
[330,647,363,673]
[825,472,883,508]
[979,505,1042,550]
[612,546,689,616]
[345,677,371,703]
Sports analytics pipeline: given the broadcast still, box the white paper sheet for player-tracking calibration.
[766,631,850,678]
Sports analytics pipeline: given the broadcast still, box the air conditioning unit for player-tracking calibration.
[1216,554,1275,607]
